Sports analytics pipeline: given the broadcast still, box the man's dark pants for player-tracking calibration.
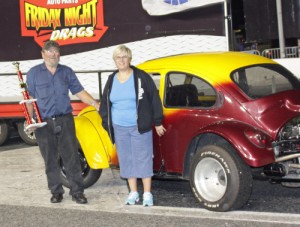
[35,113,84,195]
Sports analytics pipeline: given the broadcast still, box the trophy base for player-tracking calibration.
[20,99,37,104]
[25,122,47,131]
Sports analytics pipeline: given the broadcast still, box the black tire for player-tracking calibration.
[59,146,102,189]
[0,120,9,146]
[190,143,253,212]
[17,120,37,146]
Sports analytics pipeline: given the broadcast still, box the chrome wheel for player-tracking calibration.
[194,157,227,202]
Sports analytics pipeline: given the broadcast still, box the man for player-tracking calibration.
[26,40,100,204]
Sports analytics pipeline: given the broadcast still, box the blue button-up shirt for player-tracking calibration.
[26,63,84,119]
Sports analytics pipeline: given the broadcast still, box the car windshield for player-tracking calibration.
[231,64,300,99]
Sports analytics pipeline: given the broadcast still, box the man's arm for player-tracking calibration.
[75,90,100,110]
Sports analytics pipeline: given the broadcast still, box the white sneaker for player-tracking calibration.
[125,191,139,205]
[143,192,153,207]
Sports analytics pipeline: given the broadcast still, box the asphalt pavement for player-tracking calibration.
[1,147,300,226]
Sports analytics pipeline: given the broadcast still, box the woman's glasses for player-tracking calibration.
[115,56,129,61]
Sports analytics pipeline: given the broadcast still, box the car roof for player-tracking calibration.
[137,51,276,77]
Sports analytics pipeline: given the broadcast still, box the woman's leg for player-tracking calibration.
[126,177,139,205]
[127,177,138,192]
[142,177,152,193]
[142,177,153,206]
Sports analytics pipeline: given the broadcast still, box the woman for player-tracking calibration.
[99,45,166,206]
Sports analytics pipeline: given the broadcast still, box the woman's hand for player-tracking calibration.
[155,125,166,137]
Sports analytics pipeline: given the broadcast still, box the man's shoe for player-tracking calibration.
[72,193,88,204]
[50,194,63,203]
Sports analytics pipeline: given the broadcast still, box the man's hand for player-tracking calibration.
[91,101,100,111]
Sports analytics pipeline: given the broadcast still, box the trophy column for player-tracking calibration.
[13,62,47,131]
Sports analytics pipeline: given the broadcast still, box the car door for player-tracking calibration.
[156,72,217,174]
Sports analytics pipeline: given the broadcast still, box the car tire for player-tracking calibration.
[0,120,9,146]
[17,120,38,146]
[59,145,102,189]
[190,143,253,212]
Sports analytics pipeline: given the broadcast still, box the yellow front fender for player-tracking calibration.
[74,106,117,169]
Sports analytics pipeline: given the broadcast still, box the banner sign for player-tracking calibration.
[142,0,224,16]
[19,0,108,47]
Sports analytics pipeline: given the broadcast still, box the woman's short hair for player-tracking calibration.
[113,45,132,61]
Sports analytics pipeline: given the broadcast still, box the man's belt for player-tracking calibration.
[46,113,71,120]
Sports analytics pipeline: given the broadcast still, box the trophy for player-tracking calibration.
[13,62,47,131]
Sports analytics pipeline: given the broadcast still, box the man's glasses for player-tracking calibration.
[45,49,60,54]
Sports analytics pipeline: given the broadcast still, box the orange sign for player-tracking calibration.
[19,0,108,47]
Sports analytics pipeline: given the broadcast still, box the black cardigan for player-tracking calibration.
[99,66,163,143]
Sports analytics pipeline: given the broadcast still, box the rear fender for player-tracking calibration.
[74,106,118,169]
[199,121,275,167]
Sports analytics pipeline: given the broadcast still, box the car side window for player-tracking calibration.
[165,72,216,108]
[148,73,161,90]
[232,65,295,99]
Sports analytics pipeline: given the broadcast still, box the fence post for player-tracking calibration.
[276,0,286,58]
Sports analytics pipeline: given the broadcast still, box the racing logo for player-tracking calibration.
[142,0,224,16]
[164,0,189,5]
[19,0,108,47]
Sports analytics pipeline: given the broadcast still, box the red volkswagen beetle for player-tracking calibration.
[61,52,300,212]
